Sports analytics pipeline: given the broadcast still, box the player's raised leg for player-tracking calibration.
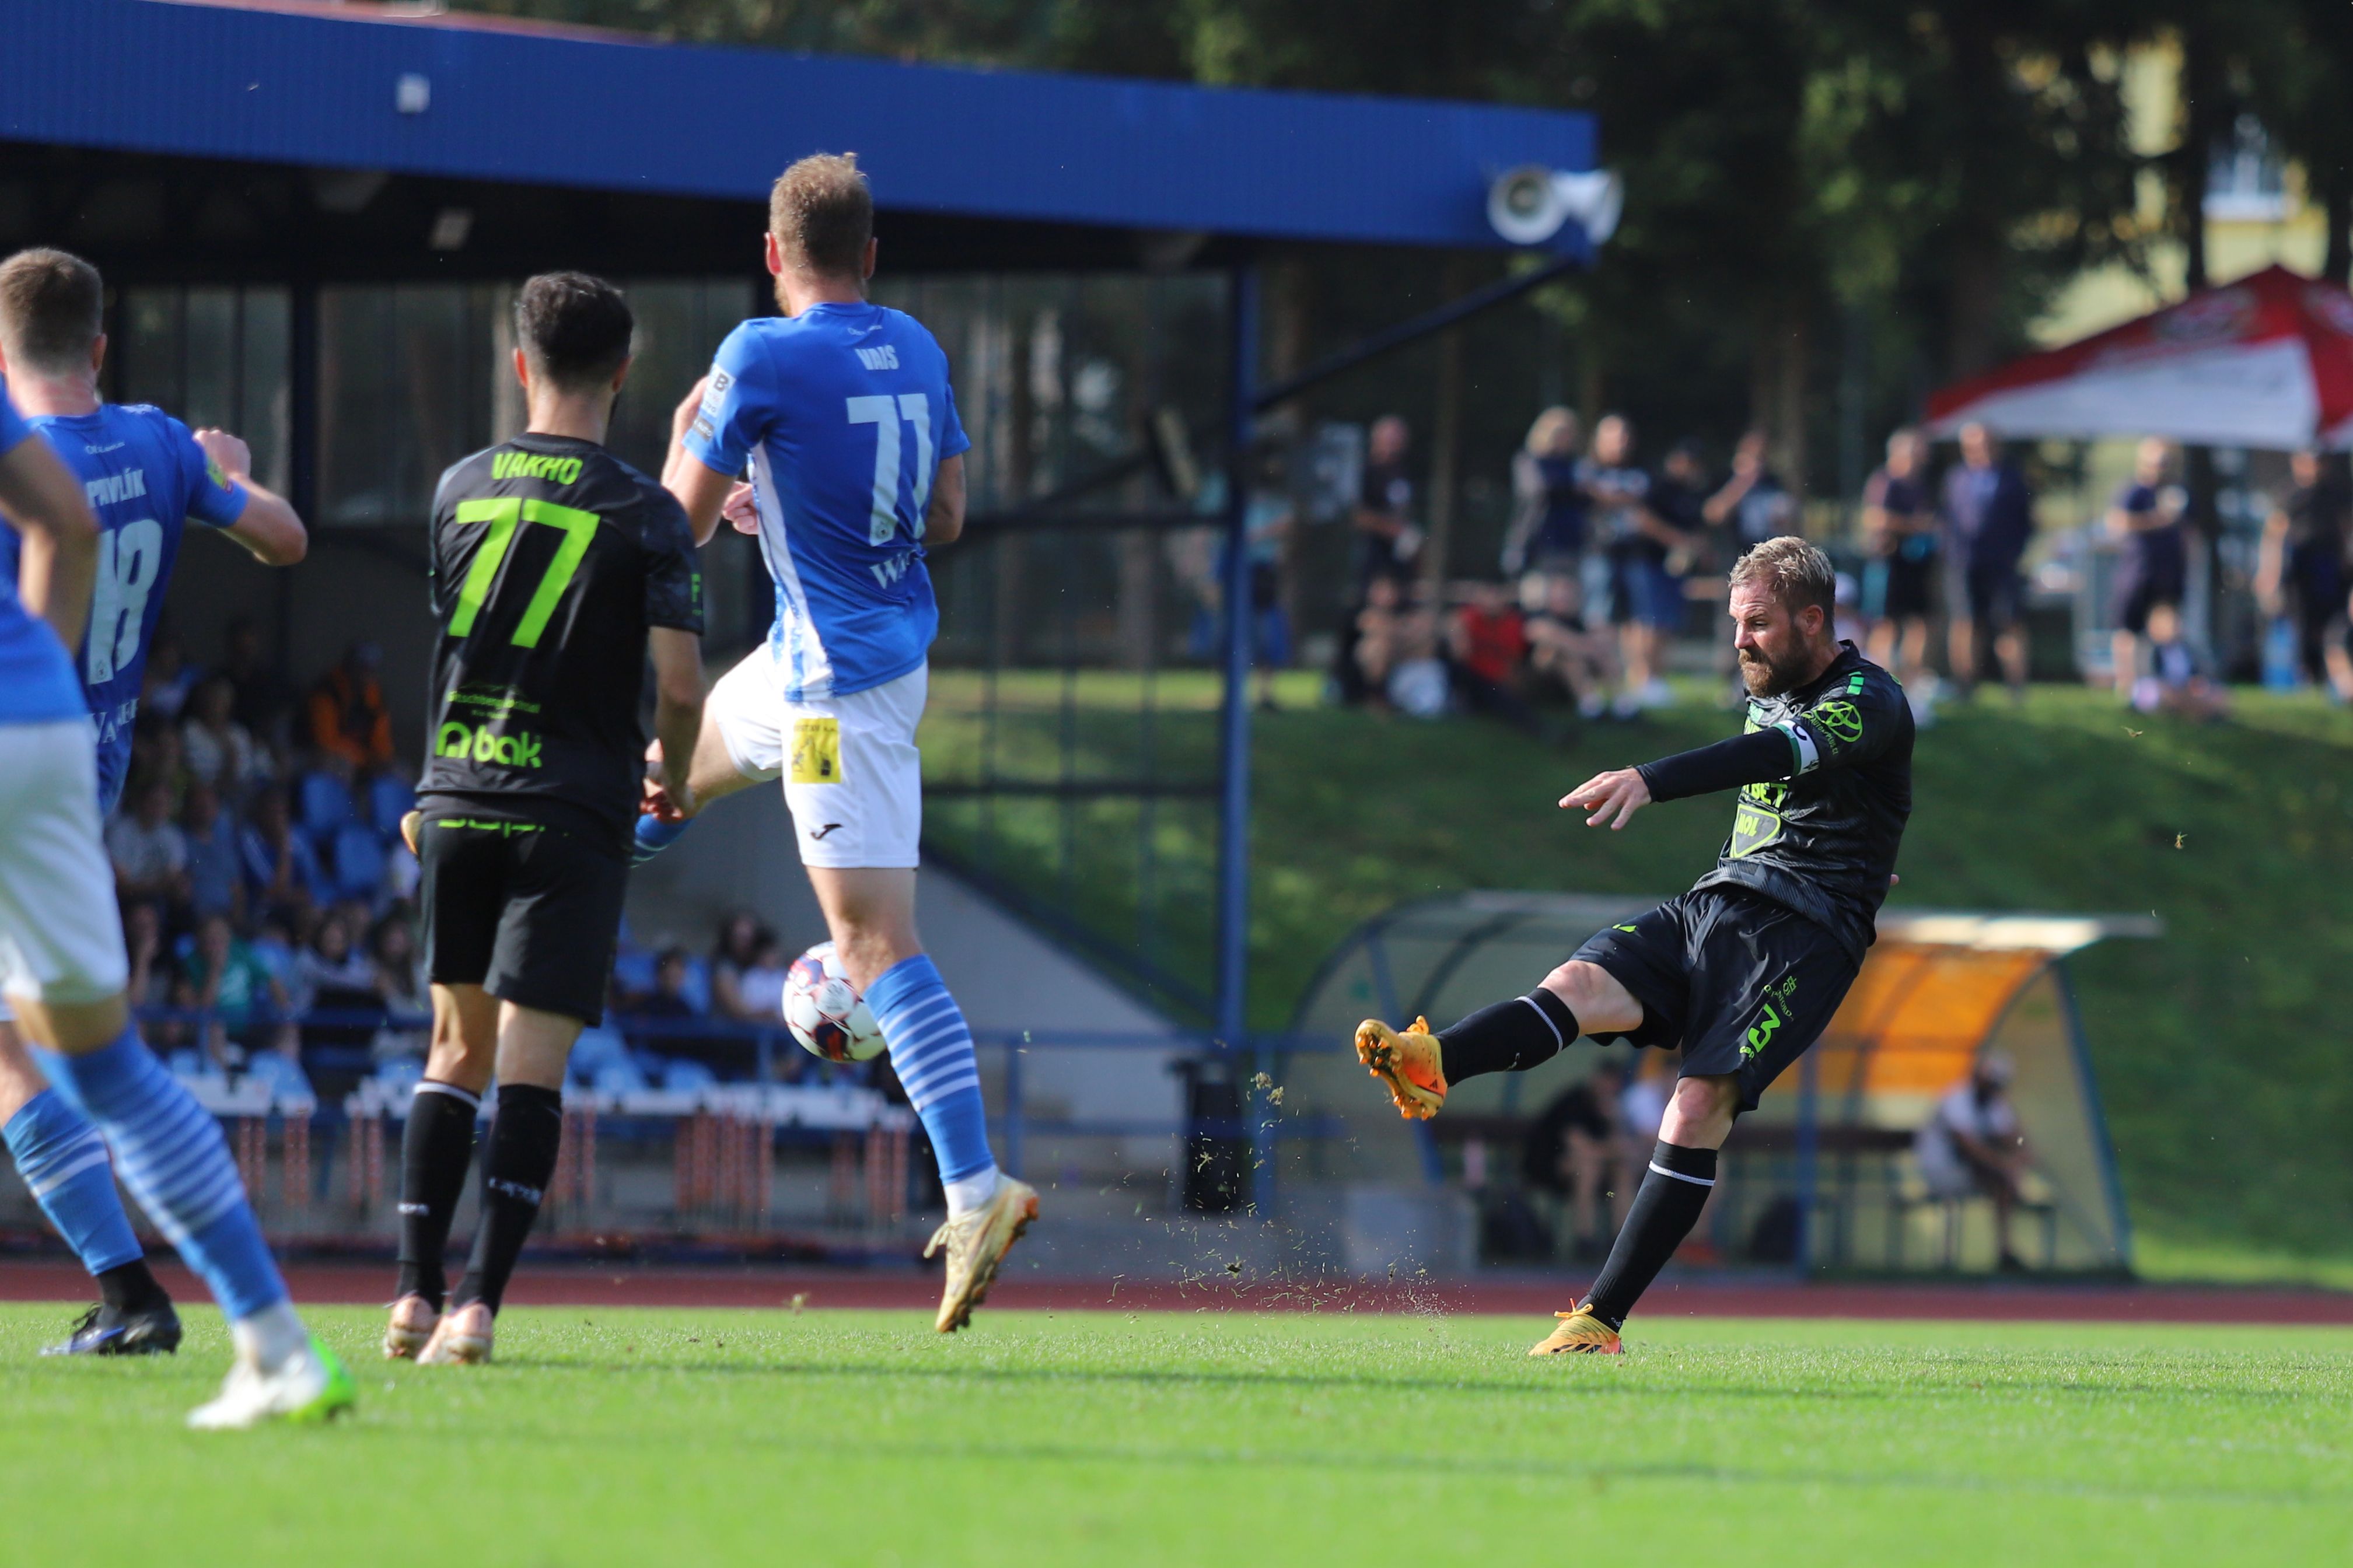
[0,1023,180,1354]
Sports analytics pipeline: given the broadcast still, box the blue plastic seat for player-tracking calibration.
[610,947,656,999]
[661,1058,718,1091]
[298,772,355,839]
[366,774,415,835]
[328,822,386,900]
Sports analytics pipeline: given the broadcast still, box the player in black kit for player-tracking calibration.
[384,274,706,1366]
[1355,537,1912,1354]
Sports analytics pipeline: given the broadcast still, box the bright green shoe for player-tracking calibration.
[187,1338,357,1430]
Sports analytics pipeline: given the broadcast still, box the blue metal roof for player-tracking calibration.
[4,0,1597,253]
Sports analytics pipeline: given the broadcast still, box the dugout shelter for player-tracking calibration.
[1288,892,2149,1275]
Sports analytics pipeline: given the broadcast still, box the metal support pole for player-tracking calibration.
[1004,1045,1026,1181]
[1794,1046,1820,1271]
[1215,264,1266,1207]
[282,276,319,680]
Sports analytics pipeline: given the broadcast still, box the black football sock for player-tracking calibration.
[1436,989,1579,1083]
[1582,1140,1718,1330]
[452,1084,564,1316]
[395,1080,482,1311]
[96,1256,170,1315]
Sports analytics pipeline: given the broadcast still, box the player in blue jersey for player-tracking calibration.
[0,250,310,1368]
[0,368,346,1426]
[638,154,1035,1331]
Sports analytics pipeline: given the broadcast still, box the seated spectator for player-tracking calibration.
[368,912,428,1061]
[2131,603,2232,721]
[620,947,706,1056]
[107,779,189,910]
[1447,578,1536,732]
[1914,1051,2035,1270]
[295,907,384,1057]
[1355,575,1446,718]
[121,714,187,819]
[180,783,243,924]
[307,640,395,772]
[221,614,296,751]
[177,911,294,1068]
[123,898,175,1031]
[710,911,777,1022]
[736,936,792,1023]
[1522,571,1613,717]
[249,914,303,1010]
[239,783,320,917]
[181,674,265,800]
[139,626,197,724]
[1522,1057,1631,1261]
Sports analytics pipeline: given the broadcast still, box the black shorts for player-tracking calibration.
[1568,887,1861,1113]
[2111,572,2181,636]
[1952,562,2024,631]
[418,811,627,1025]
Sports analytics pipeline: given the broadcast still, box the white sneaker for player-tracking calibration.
[1638,678,1676,710]
[186,1338,356,1430]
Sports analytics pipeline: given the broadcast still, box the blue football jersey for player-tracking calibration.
[0,380,92,730]
[683,303,969,701]
[0,403,247,808]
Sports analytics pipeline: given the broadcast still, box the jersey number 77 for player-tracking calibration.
[450,497,597,647]
[845,393,934,545]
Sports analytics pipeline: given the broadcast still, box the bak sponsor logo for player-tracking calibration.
[83,468,148,507]
[855,345,901,370]
[1811,699,1863,744]
[435,720,544,769]
[491,450,585,485]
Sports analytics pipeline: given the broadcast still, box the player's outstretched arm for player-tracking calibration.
[0,428,100,652]
[1561,726,1796,831]
[194,429,307,565]
[924,453,966,547]
[648,627,706,819]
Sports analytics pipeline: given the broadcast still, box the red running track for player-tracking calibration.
[1,1261,2349,1324]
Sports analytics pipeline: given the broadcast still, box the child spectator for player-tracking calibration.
[180,782,243,923]
[181,673,264,800]
[2131,603,2232,721]
[238,783,320,916]
[1447,579,1535,731]
[107,778,189,911]
[1522,571,1612,717]
[307,640,396,771]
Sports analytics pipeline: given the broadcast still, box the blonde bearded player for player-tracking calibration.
[631,153,1036,1332]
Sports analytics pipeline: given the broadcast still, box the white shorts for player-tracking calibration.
[0,721,130,1006]
[705,654,925,870]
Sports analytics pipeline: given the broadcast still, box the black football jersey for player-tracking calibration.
[419,434,703,848]
[1688,642,1914,961]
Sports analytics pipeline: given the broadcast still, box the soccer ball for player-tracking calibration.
[782,941,885,1062]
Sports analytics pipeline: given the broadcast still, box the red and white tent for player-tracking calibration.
[1927,264,2353,450]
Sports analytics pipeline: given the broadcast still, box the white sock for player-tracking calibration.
[230,1301,310,1374]
[943,1166,1002,1219]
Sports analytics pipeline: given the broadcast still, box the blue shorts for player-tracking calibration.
[1611,557,1683,629]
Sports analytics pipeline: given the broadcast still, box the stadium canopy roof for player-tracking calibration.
[0,0,1600,281]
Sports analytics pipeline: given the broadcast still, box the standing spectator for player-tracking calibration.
[1582,415,1683,714]
[2105,438,2190,703]
[307,640,396,772]
[1195,450,1295,710]
[1521,1058,1631,1261]
[1335,415,1421,705]
[181,674,264,800]
[1941,422,2035,702]
[1446,579,1535,731]
[1501,407,1586,575]
[107,779,189,910]
[238,783,320,916]
[1861,429,1939,715]
[2257,449,2353,701]
[1703,430,1796,551]
[180,782,243,924]
[710,911,775,1022]
[139,626,196,725]
[220,614,298,752]
[1914,1052,2035,1271]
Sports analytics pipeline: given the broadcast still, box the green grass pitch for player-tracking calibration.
[2,1302,2346,1566]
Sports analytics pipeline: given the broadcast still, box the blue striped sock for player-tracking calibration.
[865,954,997,1186]
[634,815,691,866]
[48,1027,287,1322]
[4,1088,141,1276]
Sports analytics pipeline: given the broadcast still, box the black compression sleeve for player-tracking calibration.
[1634,726,1796,803]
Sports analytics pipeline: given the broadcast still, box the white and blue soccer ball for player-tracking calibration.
[782,941,885,1063]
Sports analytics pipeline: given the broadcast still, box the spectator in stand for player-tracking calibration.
[177,910,296,1069]
[107,778,189,911]
[180,782,243,923]
[1942,422,2034,702]
[307,640,396,772]
[1860,428,1939,716]
[1704,432,1798,555]
[1582,415,1683,715]
[1914,1051,2035,1271]
[249,914,303,1015]
[1354,574,1446,718]
[2105,438,2190,704]
[622,947,707,1058]
[1335,416,1422,704]
[181,673,264,800]
[121,713,187,819]
[1521,1056,1631,1261]
[238,782,319,916]
[220,614,297,752]
[2131,603,2232,721]
[1501,407,1586,576]
[139,626,196,725]
[123,900,171,1013]
[736,935,792,1023]
[711,911,776,1021]
[1521,570,1613,717]
[293,908,379,1012]
[2257,449,2353,701]
[1447,579,1536,732]
[368,913,428,1062]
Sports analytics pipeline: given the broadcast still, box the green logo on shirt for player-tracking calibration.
[1730,799,1784,858]
[436,720,543,769]
[1812,700,1864,744]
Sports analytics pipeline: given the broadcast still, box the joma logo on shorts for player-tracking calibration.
[436,720,543,769]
